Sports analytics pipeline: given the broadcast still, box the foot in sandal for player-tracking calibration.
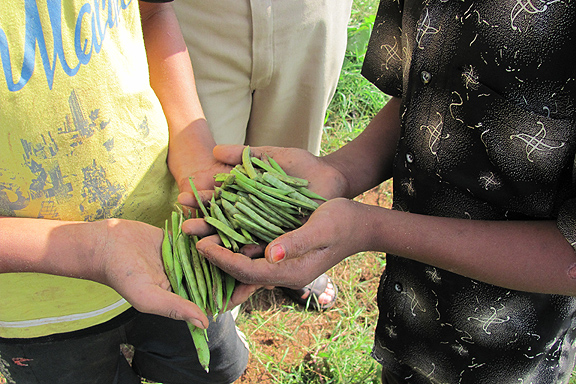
[281,273,338,311]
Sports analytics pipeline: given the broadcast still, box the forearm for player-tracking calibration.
[360,204,576,295]
[324,97,402,198]
[0,217,102,280]
[140,2,216,187]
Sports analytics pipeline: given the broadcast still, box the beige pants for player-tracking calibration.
[173,0,353,155]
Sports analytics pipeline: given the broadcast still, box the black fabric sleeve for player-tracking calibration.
[361,0,404,98]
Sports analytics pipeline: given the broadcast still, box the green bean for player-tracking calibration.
[175,232,206,313]
[252,182,317,211]
[262,198,304,227]
[162,222,179,291]
[287,190,320,209]
[215,187,240,203]
[211,197,233,227]
[171,212,185,294]
[246,194,297,229]
[189,236,210,311]
[213,173,229,183]
[240,227,255,243]
[221,174,236,189]
[234,178,297,210]
[235,201,285,235]
[242,146,259,179]
[204,216,255,244]
[188,323,210,372]
[250,156,277,174]
[265,171,309,188]
[242,225,276,244]
[259,172,319,209]
[236,195,286,228]
[210,262,223,316]
[188,177,210,218]
[215,228,232,249]
[233,213,279,242]
[192,234,214,315]
[230,168,290,196]
[233,164,248,176]
[223,272,235,312]
[231,170,315,209]
[297,186,328,201]
[261,172,296,193]
[220,198,242,217]
[264,153,287,176]
[220,200,240,229]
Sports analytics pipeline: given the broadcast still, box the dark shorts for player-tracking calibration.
[0,309,248,384]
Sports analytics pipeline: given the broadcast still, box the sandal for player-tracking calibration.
[281,273,338,311]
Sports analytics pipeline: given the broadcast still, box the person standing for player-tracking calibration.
[0,1,247,383]
[173,0,353,309]
[189,0,576,383]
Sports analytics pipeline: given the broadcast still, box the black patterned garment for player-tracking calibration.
[362,0,576,383]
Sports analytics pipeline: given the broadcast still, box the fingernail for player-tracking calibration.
[569,263,576,280]
[269,244,285,263]
[191,319,206,329]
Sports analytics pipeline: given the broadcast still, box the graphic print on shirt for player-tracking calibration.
[0,87,153,221]
[0,0,132,91]
[0,0,161,222]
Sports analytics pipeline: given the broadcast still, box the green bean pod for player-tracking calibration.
[234,201,285,235]
[175,232,207,311]
[233,213,279,242]
[246,194,297,229]
[162,222,179,291]
[264,153,287,176]
[250,156,277,174]
[188,323,210,373]
[210,262,224,315]
[242,145,259,179]
[204,216,255,245]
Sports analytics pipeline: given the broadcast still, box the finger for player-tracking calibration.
[225,283,261,311]
[196,238,275,284]
[177,190,215,210]
[239,243,266,259]
[213,144,246,165]
[264,224,321,264]
[181,217,216,238]
[131,286,209,329]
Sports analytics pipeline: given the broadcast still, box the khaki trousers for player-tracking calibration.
[173,0,353,155]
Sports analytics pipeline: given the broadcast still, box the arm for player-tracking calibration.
[139,2,229,193]
[194,97,576,297]
[0,216,208,328]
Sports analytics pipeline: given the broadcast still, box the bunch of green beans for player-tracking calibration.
[161,208,236,373]
[161,147,326,373]
[192,146,327,249]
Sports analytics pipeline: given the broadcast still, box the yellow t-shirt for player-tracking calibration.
[0,1,178,338]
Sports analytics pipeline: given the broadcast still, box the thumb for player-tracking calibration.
[265,225,319,264]
[213,144,246,165]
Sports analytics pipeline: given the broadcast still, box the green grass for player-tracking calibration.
[321,1,388,156]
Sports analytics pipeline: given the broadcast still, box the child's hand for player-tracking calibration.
[194,198,373,292]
